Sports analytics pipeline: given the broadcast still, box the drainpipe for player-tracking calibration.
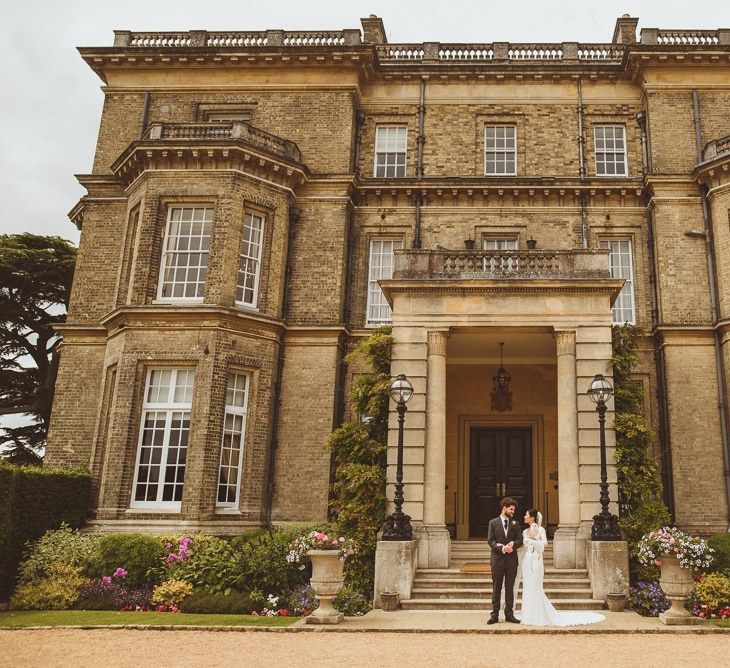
[265,205,300,526]
[353,110,366,175]
[138,91,150,139]
[412,78,426,249]
[692,91,730,529]
[646,205,675,515]
[577,79,588,248]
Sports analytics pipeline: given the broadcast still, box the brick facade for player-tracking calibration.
[44,16,730,535]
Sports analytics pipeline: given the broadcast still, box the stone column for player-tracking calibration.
[422,328,451,568]
[553,330,581,568]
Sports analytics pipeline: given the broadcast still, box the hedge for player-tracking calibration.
[0,462,91,600]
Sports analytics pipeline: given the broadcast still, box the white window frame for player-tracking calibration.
[599,238,636,324]
[482,236,519,272]
[374,125,407,178]
[130,368,195,511]
[216,372,251,509]
[156,205,213,302]
[236,212,264,308]
[206,112,250,122]
[366,237,403,326]
[594,125,628,177]
[484,125,517,176]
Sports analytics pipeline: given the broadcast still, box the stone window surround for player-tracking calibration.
[117,202,142,306]
[196,102,257,123]
[365,234,404,328]
[153,198,217,304]
[475,223,528,249]
[584,111,635,178]
[475,112,525,177]
[130,366,196,511]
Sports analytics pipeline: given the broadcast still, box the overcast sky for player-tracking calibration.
[1,0,729,247]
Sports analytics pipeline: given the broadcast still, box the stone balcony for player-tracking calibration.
[392,248,611,281]
[703,135,730,162]
[144,122,302,163]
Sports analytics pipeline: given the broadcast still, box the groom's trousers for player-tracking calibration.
[491,555,518,615]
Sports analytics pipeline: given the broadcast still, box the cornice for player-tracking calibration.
[694,153,730,190]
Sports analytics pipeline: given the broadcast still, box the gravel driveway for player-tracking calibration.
[1,629,727,668]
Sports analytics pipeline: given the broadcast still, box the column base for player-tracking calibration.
[420,525,451,568]
[373,539,418,608]
[552,524,580,568]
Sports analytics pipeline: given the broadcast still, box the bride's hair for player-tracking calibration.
[526,509,539,522]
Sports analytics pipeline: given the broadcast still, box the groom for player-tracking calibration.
[486,496,523,624]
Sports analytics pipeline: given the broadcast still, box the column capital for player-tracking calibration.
[427,328,450,356]
[554,329,576,356]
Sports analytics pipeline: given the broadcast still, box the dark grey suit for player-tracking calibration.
[487,515,524,617]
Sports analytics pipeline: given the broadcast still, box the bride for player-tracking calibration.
[519,509,605,627]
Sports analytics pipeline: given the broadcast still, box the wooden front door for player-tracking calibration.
[469,427,533,538]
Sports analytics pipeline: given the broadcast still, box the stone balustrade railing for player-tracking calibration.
[703,135,730,162]
[115,29,362,48]
[641,29,730,45]
[144,122,302,161]
[393,249,611,280]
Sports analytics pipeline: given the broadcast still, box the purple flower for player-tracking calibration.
[101,576,113,587]
[113,568,127,579]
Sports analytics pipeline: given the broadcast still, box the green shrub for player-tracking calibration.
[620,501,672,558]
[10,562,88,610]
[333,585,371,616]
[90,533,166,587]
[17,524,97,584]
[694,572,730,611]
[0,462,90,599]
[233,524,324,596]
[708,533,730,574]
[179,591,253,614]
[151,579,193,607]
[165,536,239,595]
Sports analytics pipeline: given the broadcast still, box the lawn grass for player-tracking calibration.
[0,610,300,628]
[716,619,730,628]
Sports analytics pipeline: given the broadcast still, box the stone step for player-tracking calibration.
[413,577,592,589]
[401,598,605,611]
[416,568,588,578]
[410,588,595,600]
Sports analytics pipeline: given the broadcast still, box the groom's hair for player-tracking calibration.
[500,497,518,509]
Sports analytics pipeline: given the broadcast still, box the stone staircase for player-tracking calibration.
[403,540,604,611]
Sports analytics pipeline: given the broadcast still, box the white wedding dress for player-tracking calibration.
[519,525,605,627]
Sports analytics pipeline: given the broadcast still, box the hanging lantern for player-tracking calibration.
[490,342,512,412]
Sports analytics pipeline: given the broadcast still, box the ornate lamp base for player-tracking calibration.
[591,511,621,541]
[382,512,413,541]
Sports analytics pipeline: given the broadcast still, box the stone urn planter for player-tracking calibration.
[380,591,400,612]
[658,553,703,625]
[306,549,345,625]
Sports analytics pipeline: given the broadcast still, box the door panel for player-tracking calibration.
[469,427,532,538]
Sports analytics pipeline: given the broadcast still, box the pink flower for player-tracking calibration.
[101,576,112,587]
[113,568,127,578]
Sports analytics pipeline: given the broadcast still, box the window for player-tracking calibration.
[236,212,264,307]
[594,125,628,176]
[206,112,249,122]
[599,239,635,324]
[366,238,403,325]
[132,368,195,509]
[485,125,517,175]
[482,236,519,272]
[158,206,213,300]
[217,372,250,508]
[374,126,407,177]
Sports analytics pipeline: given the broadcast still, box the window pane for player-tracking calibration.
[485,125,516,175]
[217,372,250,507]
[159,207,213,299]
[366,238,403,325]
[374,126,407,177]
[594,126,627,178]
[237,213,264,306]
[599,239,635,324]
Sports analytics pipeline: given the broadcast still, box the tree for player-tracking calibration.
[0,234,76,462]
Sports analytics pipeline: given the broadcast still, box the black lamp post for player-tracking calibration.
[382,373,414,541]
[587,373,622,541]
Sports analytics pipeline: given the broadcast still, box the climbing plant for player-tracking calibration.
[327,327,391,600]
[611,324,671,563]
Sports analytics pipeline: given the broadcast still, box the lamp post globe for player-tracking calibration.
[382,373,414,541]
[587,374,621,541]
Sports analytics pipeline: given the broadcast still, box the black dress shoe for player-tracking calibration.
[505,615,521,624]
[487,616,499,625]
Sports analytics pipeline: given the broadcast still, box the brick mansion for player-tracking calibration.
[46,15,730,576]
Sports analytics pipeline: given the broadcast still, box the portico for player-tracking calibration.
[380,247,623,569]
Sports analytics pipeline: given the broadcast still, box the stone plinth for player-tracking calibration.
[586,539,629,601]
[374,540,417,608]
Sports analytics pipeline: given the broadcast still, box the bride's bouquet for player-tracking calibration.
[637,526,714,570]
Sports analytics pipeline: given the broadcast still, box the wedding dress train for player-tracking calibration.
[519,526,605,627]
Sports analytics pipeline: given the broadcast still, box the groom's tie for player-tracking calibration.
[503,518,508,535]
